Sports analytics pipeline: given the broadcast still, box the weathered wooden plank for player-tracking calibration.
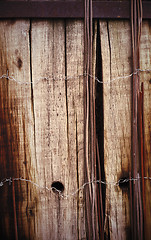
[29,19,86,239]
[0,20,36,239]
[100,20,132,239]
[29,20,67,239]
[66,19,85,239]
[139,21,151,239]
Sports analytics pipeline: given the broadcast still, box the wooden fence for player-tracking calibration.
[0,1,151,239]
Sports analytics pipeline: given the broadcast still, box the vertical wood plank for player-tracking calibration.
[140,21,151,239]
[30,19,86,239]
[0,20,36,239]
[66,19,85,239]
[30,20,69,239]
[100,20,132,239]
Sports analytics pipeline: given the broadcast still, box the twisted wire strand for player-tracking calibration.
[0,68,150,85]
[0,176,151,199]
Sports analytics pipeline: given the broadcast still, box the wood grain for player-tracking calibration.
[140,21,151,239]
[0,20,35,239]
[66,19,85,239]
[30,19,85,239]
[0,18,86,239]
[100,20,132,239]
[0,6,151,240]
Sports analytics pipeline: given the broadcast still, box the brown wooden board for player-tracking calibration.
[100,20,132,239]
[0,20,35,239]
[140,21,151,239]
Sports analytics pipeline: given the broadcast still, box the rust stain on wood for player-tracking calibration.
[17,57,23,69]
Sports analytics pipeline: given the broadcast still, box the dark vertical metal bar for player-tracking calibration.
[131,0,144,239]
[141,82,146,220]
[84,1,92,239]
[84,0,99,238]
[129,170,133,238]
[138,173,143,240]
[131,0,137,238]
[130,5,134,236]
[139,93,144,240]
[89,0,96,238]
[140,83,145,239]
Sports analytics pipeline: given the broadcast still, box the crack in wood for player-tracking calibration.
[29,20,37,171]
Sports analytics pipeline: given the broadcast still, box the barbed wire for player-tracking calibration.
[0,68,150,86]
[0,69,150,199]
[0,176,151,199]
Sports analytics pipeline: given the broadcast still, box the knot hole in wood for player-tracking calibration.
[51,181,64,194]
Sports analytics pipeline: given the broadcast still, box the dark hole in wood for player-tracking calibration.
[51,181,64,193]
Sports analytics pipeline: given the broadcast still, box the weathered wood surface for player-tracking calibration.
[140,21,151,239]
[0,19,86,239]
[0,20,35,239]
[0,8,151,240]
[31,19,85,239]
[100,20,132,239]
[100,19,151,240]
